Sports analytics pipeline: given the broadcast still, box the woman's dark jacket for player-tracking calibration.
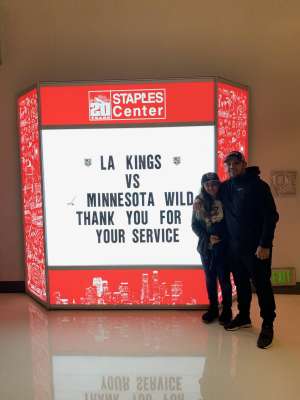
[191,195,227,261]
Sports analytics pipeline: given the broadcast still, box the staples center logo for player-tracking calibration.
[88,89,166,121]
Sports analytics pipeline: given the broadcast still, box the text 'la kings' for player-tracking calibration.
[99,154,162,170]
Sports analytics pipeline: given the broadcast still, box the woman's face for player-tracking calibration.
[203,181,219,197]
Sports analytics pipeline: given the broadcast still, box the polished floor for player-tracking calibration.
[0,293,299,400]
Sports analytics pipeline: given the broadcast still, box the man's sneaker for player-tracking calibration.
[202,308,219,323]
[224,314,252,331]
[257,324,274,349]
[219,308,232,325]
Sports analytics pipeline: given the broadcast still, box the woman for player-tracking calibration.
[192,172,232,324]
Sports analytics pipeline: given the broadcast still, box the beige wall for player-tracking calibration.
[0,0,299,281]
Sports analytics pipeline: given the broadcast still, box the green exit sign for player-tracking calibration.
[272,268,296,286]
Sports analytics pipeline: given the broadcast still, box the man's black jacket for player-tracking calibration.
[219,166,279,255]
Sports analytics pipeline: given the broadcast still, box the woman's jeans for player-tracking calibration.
[202,243,232,310]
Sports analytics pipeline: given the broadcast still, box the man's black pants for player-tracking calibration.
[230,251,276,324]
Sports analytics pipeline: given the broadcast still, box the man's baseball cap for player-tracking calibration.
[201,172,220,185]
[224,151,246,163]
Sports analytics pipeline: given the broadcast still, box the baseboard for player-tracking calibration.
[273,282,300,294]
[0,281,25,293]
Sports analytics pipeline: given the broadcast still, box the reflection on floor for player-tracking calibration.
[0,293,299,400]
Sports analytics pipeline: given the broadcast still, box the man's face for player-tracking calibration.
[225,158,247,178]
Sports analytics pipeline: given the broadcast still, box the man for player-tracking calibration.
[220,151,279,349]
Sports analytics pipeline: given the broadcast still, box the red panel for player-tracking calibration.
[18,89,47,302]
[40,81,215,126]
[49,269,208,306]
[217,82,249,181]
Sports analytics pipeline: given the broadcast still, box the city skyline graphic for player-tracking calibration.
[53,269,200,306]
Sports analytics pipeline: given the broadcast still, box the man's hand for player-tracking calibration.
[193,198,202,214]
[210,235,221,245]
[255,246,270,260]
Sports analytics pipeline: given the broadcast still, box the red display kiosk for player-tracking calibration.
[18,78,249,309]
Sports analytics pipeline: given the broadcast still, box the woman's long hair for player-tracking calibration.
[200,186,215,216]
